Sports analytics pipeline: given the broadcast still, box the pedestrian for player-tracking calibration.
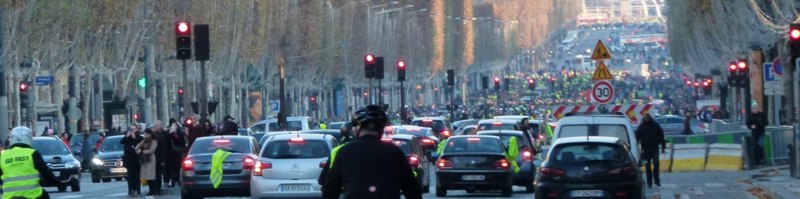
[80,131,93,171]
[322,105,422,199]
[150,121,166,193]
[121,125,143,196]
[165,118,185,187]
[0,126,65,199]
[681,115,693,135]
[635,113,666,188]
[747,107,768,165]
[60,132,71,150]
[136,129,159,195]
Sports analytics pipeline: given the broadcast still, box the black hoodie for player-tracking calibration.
[635,120,666,151]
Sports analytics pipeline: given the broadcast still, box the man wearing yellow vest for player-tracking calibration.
[0,126,62,199]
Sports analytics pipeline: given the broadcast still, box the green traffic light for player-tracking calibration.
[138,77,147,88]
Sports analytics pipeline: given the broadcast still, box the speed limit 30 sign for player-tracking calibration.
[592,80,614,104]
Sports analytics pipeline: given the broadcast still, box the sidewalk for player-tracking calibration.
[648,171,757,199]
[749,166,800,199]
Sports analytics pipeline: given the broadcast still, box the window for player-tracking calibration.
[480,134,529,149]
[397,128,433,137]
[478,123,516,131]
[262,140,329,159]
[666,118,683,124]
[443,138,504,153]
[33,140,71,156]
[268,121,303,131]
[391,140,413,154]
[558,124,630,145]
[190,138,252,154]
[251,124,266,133]
[100,137,124,152]
[412,120,446,132]
[550,143,627,163]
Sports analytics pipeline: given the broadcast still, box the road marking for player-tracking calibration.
[705,183,726,187]
[106,193,129,197]
[56,195,85,199]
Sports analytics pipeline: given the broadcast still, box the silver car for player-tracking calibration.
[250,133,337,199]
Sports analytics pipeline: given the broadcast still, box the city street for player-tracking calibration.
[46,168,758,199]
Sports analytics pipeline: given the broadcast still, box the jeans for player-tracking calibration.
[125,162,141,194]
[641,150,660,185]
[753,134,765,165]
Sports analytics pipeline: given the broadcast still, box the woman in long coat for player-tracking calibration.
[136,129,159,195]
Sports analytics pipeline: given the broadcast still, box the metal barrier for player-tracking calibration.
[768,126,794,166]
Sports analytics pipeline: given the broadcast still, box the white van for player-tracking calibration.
[550,114,640,162]
[249,116,319,133]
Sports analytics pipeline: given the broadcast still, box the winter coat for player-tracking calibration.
[635,120,666,152]
[136,140,158,180]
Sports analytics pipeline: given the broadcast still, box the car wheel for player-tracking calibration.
[57,185,67,192]
[102,178,112,183]
[91,175,100,183]
[436,186,446,197]
[525,184,535,193]
[71,180,81,192]
[501,186,513,197]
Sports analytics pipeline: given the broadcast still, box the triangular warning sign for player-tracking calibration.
[591,40,611,60]
[592,61,613,80]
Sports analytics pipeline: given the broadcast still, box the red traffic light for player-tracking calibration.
[685,80,692,85]
[728,61,737,72]
[792,29,800,40]
[702,81,709,87]
[178,88,184,95]
[397,60,406,69]
[184,118,194,126]
[176,22,191,35]
[19,82,28,92]
[528,79,535,84]
[737,60,747,70]
[693,82,700,87]
[493,76,500,82]
[365,54,375,63]
[133,114,140,121]
[310,96,317,102]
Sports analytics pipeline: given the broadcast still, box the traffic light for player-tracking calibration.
[503,78,510,91]
[703,79,713,95]
[375,57,385,80]
[176,21,192,60]
[19,81,29,109]
[184,117,194,127]
[446,69,455,86]
[493,76,500,90]
[138,77,147,88]
[309,96,318,111]
[364,54,376,78]
[727,61,737,86]
[736,59,749,87]
[790,23,800,56]
[133,113,140,122]
[527,78,536,90]
[397,60,406,81]
[481,76,488,90]
[177,87,185,104]
[194,24,210,61]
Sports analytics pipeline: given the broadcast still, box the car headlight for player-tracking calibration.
[66,160,81,168]
[92,158,103,166]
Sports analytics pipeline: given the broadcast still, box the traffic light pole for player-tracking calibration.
[181,60,191,119]
[400,80,406,124]
[143,46,153,125]
[199,61,209,121]
[0,11,7,142]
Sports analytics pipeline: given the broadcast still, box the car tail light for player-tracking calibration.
[421,138,434,145]
[408,155,420,167]
[467,137,481,143]
[253,161,272,176]
[381,137,393,143]
[492,122,503,127]
[540,167,566,177]
[243,156,255,170]
[290,137,305,142]
[608,166,635,176]
[494,158,510,169]
[319,160,328,168]
[436,159,453,169]
[522,150,533,161]
[538,134,545,139]
[182,158,194,171]
[442,130,451,137]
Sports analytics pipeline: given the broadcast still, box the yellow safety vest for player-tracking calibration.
[320,124,328,130]
[507,137,520,173]
[210,149,231,189]
[328,144,346,169]
[1,147,44,199]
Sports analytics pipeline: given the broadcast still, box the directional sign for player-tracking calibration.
[764,63,775,81]
[592,80,614,104]
[592,61,613,81]
[591,40,611,60]
[35,76,55,86]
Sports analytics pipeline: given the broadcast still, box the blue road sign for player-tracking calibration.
[764,63,775,81]
[270,100,280,113]
[35,76,55,86]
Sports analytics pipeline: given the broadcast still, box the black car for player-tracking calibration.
[383,134,432,193]
[452,119,480,134]
[434,135,513,197]
[394,126,439,160]
[477,130,537,192]
[70,132,104,168]
[90,135,127,183]
[32,137,81,192]
[535,136,644,199]
[181,136,260,198]
[411,117,453,139]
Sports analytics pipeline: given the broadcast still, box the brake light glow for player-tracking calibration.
[442,130,451,137]
[494,159,510,169]
[540,167,566,177]
[381,136,393,142]
[290,137,305,142]
[408,155,420,167]
[492,122,503,126]
[538,134,545,139]
[182,158,194,171]
[213,139,230,144]
[319,160,328,168]
[421,138,434,144]
[608,166,635,176]
[243,156,255,170]
[522,150,533,161]
[253,161,272,176]
[423,119,433,123]
[467,137,481,142]
[436,159,453,169]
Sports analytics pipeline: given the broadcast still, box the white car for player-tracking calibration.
[250,133,338,198]
[550,114,640,162]
[249,116,319,133]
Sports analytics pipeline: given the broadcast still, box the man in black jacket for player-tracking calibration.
[121,125,143,196]
[322,105,422,199]
[635,113,666,188]
[748,108,768,165]
[0,126,63,199]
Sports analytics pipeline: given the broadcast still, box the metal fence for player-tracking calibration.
[768,126,794,166]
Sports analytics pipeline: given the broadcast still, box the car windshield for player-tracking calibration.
[480,134,529,149]
[443,137,504,153]
[262,140,329,159]
[189,138,252,154]
[33,140,71,156]
[478,123,516,131]
[391,140,413,154]
[268,121,303,131]
[396,128,433,137]
[100,137,124,152]
[558,124,630,145]
[411,120,446,132]
[251,124,266,133]
[70,133,101,148]
[550,143,627,163]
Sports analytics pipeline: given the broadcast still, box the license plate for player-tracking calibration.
[53,171,60,176]
[110,168,127,173]
[280,184,311,192]
[461,175,485,181]
[570,190,604,197]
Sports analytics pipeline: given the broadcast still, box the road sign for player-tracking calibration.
[765,63,785,95]
[764,63,776,81]
[592,80,614,104]
[270,100,280,113]
[773,58,783,76]
[591,40,611,60]
[35,76,55,86]
[592,61,613,81]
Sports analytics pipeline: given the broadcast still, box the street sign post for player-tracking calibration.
[592,81,614,104]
